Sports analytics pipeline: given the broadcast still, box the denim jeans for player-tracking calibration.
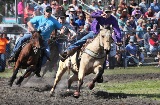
[125,56,139,67]
[11,33,50,67]
[0,54,6,72]
[66,31,96,51]
[11,33,32,56]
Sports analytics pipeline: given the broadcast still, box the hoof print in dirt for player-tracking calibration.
[59,91,74,98]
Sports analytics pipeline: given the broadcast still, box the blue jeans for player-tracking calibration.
[11,33,50,67]
[0,54,6,72]
[66,31,96,51]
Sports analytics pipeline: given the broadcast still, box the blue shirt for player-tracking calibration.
[75,19,85,26]
[30,15,62,40]
[150,3,160,13]
[126,44,137,56]
[136,25,145,39]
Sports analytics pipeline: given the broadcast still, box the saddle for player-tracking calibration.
[75,39,94,69]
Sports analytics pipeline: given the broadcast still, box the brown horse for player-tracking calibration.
[8,31,43,87]
[50,28,113,97]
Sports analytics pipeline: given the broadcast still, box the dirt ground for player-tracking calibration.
[0,71,160,105]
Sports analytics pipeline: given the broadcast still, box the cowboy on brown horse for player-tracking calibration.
[8,6,65,77]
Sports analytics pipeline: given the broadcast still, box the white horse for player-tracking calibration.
[50,28,113,98]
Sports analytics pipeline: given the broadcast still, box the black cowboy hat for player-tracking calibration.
[104,6,112,13]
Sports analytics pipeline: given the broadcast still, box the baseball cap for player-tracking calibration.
[147,26,151,30]
[45,6,52,13]
[69,8,75,12]
[104,7,112,13]
[63,0,67,1]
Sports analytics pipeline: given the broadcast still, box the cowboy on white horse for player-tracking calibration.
[59,7,122,82]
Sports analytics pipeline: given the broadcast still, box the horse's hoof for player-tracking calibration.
[8,82,13,87]
[73,91,80,98]
[88,82,95,90]
[49,90,54,97]
[96,76,103,83]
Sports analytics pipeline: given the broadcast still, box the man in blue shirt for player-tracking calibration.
[8,6,63,77]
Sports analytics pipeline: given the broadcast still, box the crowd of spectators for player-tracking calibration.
[0,0,160,72]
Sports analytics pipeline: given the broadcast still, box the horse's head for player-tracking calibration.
[30,31,42,53]
[99,28,114,52]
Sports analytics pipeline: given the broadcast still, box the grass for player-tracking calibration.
[95,66,160,100]
[105,66,160,75]
[0,68,13,78]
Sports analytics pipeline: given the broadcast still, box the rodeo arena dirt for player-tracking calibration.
[0,71,160,105]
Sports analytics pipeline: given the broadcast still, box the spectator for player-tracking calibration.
[121,9,128,21]
[139,0,149,14]
[118,0,127,10]
[155,34,160,67]
[76,6,86,20]
[61,0,69,12]
[0,33,9,72]
[131,6,142,18]
[151,24,158,35]
[125,39,139,67]
[89,0,99,11]
[149,33,160,55]
[128,0,138,15]
[116,7,122,19]
[50,1,58,16]
[83,14,92,32]
[34,1,43,15]
[24,3,34,24]
[17,0,24,24]
[66,7,77,23]
[108,39,117,69]
[75,14,85,27]
[109,0,116,10]
[112,8,119,20]
[97,0,104,10]
[68,16,79,32]
[129,16,136,29]
[70,0,79,11]
[136,20,146,47]
[143,26,151,52]
[41,0,50,12]
[118,16,126,34]
[150,0,160,13]
[144,8,155,19]
[123,20,133,37]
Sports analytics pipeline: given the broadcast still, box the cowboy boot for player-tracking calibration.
[8,47,21,63]
[59,47,80,62]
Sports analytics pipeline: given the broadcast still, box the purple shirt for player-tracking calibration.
[91,10,122,42]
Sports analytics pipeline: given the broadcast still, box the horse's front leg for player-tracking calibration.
[8,63,20,87]
[88,66,103,90]
[67,74,78,92]
[50,64,67,96]
[16,66,34,86]
[74,67,85,98]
